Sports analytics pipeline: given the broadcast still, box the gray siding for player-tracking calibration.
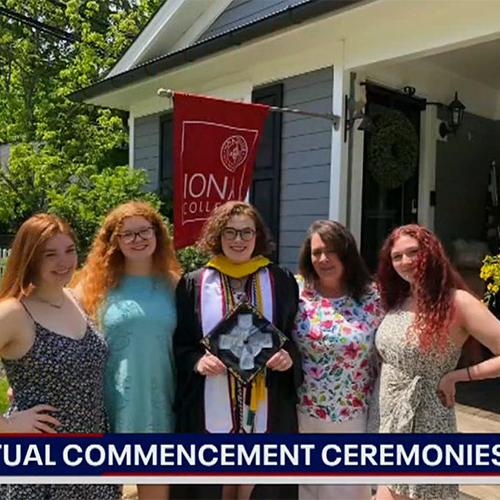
[279,66,333,270]
[198,0,311,42]
[134,113,161,191]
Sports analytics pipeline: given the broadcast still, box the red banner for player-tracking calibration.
[173,92,269,249]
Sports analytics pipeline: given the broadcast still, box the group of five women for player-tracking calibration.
[0,199,500,500]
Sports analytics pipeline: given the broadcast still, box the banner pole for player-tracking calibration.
[157,88,340,130]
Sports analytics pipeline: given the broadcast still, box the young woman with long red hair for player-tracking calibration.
[0,214,118,499]
[76,201,180,500]
[373,224,500,500]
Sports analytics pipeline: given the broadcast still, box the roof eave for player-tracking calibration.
[69,0,367,103]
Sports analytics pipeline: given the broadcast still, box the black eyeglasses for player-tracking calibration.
[118,226,155,244]
[222,227,256,241]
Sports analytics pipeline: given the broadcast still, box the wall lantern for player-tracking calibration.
[344,95,373,141]
[439,91,466,138]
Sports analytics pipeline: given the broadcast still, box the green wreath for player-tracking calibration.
[367,110,419,189]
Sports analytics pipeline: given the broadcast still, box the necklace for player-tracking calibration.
[31,295,65,309]
[229,277,246,292]
[228,277,248,304]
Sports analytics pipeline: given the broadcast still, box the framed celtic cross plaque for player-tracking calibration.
[201,301,287,384]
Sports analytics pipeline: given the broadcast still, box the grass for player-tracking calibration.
[0,377,9,414]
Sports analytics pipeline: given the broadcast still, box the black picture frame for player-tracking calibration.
[200,301,287,384]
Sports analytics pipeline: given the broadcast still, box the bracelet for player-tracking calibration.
[466,366,473,381]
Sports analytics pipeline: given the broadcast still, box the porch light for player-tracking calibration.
[344,95,372,141]
[439,91,465,138]
[356,115,373,132]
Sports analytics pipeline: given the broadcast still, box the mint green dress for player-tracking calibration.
[100,275,176,433]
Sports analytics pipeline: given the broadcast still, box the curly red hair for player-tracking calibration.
[76,201,180,320]
[377,224,467,353]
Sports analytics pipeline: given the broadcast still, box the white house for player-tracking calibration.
[70,0,500,282]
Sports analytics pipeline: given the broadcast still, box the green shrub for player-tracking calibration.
[0,377,10,414]
[176,246,209,273]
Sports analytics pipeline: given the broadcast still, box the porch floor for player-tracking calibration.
[457,402,500,499]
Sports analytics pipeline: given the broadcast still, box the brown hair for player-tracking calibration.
[76,201,181,319]
[298,220,371,300]
[197,201,274,257]
[0,213,76,300]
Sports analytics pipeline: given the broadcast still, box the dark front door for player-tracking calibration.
[361,84,424,271]
[251,84,283,260]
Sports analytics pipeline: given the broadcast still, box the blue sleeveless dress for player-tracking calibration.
[100,275,177,433]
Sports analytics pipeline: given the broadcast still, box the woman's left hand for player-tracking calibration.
[437,372,457,408]
[266,349,292,371]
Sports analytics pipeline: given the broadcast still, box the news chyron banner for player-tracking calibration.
[172,92,269,249]
[3,434,500,483]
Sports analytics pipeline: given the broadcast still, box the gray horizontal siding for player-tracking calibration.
[280,245,303,265]
[284,117,330,137]
[281,197,330,216]
[198,0,311,42]
[282,97,333,120]
[278,66,333,270]
[282,182,329,200]
[134,114,161,191]
[281,164,329,185]
[280,214,328,231]
[282,148,331,169]
[282,130,332,154]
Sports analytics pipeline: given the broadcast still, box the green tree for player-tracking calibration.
[0,0,164,253]
[0,144,159,255]
[0,0,69,142]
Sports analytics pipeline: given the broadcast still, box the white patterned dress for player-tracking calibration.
[293,278,384,423]
[371,308,461,500]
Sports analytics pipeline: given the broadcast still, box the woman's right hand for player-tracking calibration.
[195,353,226,376]
[3,405,60,433]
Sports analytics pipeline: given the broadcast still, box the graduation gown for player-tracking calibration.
[172,263,302,500]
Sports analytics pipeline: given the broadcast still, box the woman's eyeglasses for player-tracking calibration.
[222,227,256,241]
[118,226,155,244]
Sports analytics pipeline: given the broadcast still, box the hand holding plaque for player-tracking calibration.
[200,301,287,384]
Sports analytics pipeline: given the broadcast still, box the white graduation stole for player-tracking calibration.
[200,267,273,433]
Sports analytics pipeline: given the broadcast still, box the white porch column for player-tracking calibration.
[128,113,135,169]
[418,105,437,231]
[329,40,349,225]
[348,73,367,246]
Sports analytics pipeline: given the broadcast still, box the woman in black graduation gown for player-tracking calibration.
[173,201,302,500]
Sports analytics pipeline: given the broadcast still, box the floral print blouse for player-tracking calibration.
[293,276,384,422]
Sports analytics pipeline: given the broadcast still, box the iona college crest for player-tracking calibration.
[220,135,249,173]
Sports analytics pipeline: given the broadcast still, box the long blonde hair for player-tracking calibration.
[77,201,180,319]
[0,214,76,300]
